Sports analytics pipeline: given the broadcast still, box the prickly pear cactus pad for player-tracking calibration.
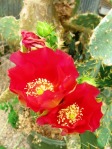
[0,16,20,47]
[89,9,112,66]
[71,13,101,31]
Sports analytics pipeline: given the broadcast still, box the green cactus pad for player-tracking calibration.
[99,88,112,105]
[0,16,20,47]
[97,127,111,148]
[72,0,80,15]
[96,99,112,148]
[77,59,101,77]
[80,131,99,149]
[96,104,112,148]
[89,9,112,66]
[102,103,112,130]
[69,13,101,32]
[97,65,112,88]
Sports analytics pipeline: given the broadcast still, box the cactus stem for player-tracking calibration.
[65,134,81,149]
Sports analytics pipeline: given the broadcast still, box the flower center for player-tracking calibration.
[57,103,83,126]
[25,78,54,97]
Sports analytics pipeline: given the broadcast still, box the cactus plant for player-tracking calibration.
[61,13,101,62]
[96,127,111,148]
[77,10,112,148]
[20,0,56,32]
[95,87,112,148]
[80,131,99,149]
[77,59,101,77]
[72,0,81,15]
[54,0,81,20]
[60,12,101,58]
[68,13,101,32]
[89,9,112,66]
[0,16,20,48]
[1,2,112,149]
[96,102,112,148]
[96,65,112,88]
[36,21,58,49]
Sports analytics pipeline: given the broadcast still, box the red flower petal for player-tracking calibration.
[8,48,79,112]
[37,83,103,134]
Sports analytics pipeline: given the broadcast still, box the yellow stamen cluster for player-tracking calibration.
[57,103,83,126]
[25,78,54,97]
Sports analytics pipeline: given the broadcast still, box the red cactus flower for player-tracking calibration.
[21,30,45,52]
[37,83,103,134]
[8,47,79,112]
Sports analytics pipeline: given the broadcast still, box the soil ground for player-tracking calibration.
[0,54,30,149]
[0,110,30,149]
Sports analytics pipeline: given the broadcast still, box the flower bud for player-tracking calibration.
[36,21,54,37]
[20,30,46,53]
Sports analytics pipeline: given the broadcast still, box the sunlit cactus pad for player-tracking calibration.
[0,16,20,47]
[89,9,112,66]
